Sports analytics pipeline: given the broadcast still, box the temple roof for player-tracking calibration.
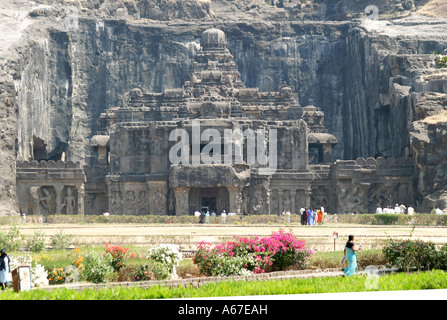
[101,28,336,144]
[200,28,226,50]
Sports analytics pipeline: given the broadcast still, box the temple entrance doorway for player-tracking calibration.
[201,197,217,213]
[188,187,229,215]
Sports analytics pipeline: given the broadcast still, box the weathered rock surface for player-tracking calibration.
[411,117,447,212]
[1,0,447,214]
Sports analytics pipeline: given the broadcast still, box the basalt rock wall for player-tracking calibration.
[1,0,447,214]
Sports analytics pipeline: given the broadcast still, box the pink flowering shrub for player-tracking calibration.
[193,229,315,276]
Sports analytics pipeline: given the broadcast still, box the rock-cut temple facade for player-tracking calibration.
[16,28,416,216]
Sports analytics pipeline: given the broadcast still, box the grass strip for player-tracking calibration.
[1,270,446,300]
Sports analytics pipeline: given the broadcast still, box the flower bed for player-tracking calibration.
[193,229,315,276]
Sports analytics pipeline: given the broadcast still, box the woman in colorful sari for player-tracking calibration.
[343,235,361,276]
[317,209,323,225]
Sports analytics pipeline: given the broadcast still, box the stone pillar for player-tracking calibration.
[174,187,189,216]
[97,146,108,165]
[106,180,113,214]
[270,189,278,214]
[77,184,85,216]
[305,187,312,208]
[29,186,40,215]
[291,189,296,214]
[322,144,333,163]
[228,186,243,214]
[277,189,283,213]
[55,185,64,215]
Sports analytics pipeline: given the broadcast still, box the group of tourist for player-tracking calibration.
[194,210,229,224]
[376,204,444,215]
[280,210,292,223]
[21,213,44,224]
[299,207,325,226]
[375,204,414,214]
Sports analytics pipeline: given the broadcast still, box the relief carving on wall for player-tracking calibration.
[148,182,168,215]
[125,190,137,215]
[38,186,56,215]
[112,191,123,215]
[61,186,77,215]
[137,191,148,215]
[310,186,330,210]
[337,182,368,213]
[367,183,394,211]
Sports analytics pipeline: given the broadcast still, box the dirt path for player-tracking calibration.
[5,222,447,252]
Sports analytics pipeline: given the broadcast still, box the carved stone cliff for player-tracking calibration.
[0,0,447,214]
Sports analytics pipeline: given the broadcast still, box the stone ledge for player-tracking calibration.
[35,266,398,292]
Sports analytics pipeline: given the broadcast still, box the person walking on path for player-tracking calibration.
[0,249,12,290]
[343,235,361,277]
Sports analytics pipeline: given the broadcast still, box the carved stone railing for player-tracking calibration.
[16,160,83,169]
[354,156,414,168]
[333,156,415,178]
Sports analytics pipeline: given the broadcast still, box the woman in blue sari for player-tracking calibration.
[307,209,313,225]
[343,235,361,276]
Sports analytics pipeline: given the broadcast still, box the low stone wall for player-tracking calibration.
[37,266,397,292]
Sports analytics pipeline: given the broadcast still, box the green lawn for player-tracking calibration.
[1,270,446,300]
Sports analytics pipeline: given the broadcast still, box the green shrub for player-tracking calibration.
[10,213,447,226]
[26,231,47,253]
[80,251,114,283]
[382,239,440,271]
[374,214,400,225]
[130,262,170,281]
[430,244,447,270]
[436,50,447,68]
[441,245,447,267]
[0,225,25,251]
[147,244,183,279]
[331,213,447,226]
[49,229,72,250]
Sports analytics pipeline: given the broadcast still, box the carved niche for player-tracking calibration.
[38,186,56,215]
[61,186,77,215]
[200,102,223,118]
